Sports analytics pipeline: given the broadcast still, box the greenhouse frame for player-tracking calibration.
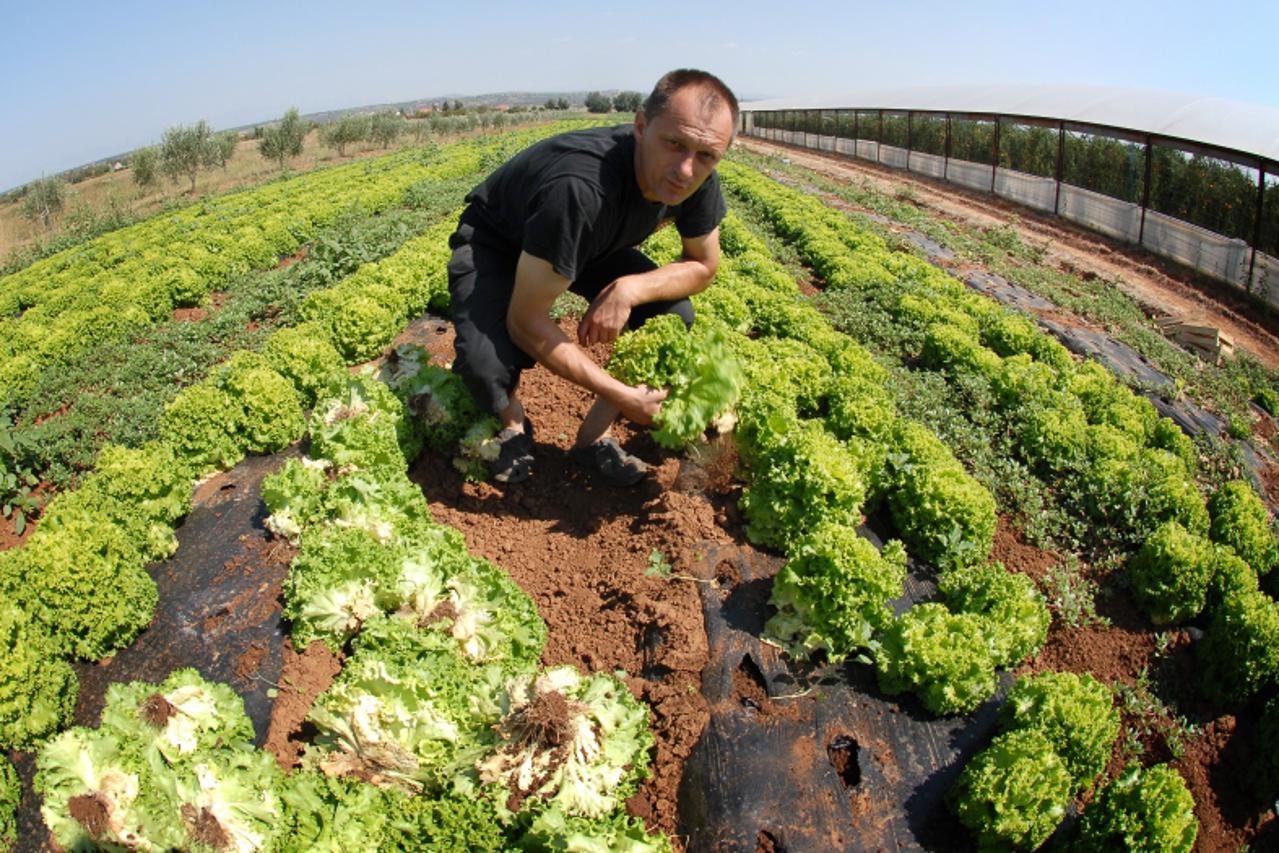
[740,84,1279,302]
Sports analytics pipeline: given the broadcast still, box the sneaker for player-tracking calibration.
[570,436,649,487]
[490,418,534,484]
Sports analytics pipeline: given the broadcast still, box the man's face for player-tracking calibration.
[633,86,734,206]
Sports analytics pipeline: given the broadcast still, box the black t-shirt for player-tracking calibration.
[462,124,726,281]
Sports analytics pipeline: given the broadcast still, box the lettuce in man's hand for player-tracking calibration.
[608,314,743,448]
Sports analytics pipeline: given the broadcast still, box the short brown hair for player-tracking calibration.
[642,69,739,127]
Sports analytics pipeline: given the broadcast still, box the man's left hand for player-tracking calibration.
[578,278,635,346]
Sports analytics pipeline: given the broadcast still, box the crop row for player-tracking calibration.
[0,121,597,413]
[24,359,669,850]
[715,161,1279,846]
[0,139,520,753]
[718,160,1279,700]
[637,207,1045,715]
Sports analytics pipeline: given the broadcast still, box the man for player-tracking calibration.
[446,69,738,485]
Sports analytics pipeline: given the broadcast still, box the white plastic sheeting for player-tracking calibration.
[946,160,994,192]
[1058,185,1142,243]
[994,169,1057,212]
[1142,211,1251,288]
[908,151,946,179]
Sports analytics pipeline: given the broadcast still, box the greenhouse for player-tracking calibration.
[742,84,1279,299]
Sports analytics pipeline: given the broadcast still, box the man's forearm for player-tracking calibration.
[613,255,715,307]
[510,312,634,404]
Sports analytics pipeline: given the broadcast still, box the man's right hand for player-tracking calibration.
[619,384,668,426]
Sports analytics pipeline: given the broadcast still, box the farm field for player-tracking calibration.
[4,120,1279,852]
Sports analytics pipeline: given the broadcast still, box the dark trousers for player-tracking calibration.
[447,220,694,415]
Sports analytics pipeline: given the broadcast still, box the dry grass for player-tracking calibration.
[0,124,440,258]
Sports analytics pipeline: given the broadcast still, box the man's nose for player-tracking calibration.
[676,152,696,179]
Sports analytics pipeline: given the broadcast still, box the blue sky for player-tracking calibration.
[3,0,1277,191]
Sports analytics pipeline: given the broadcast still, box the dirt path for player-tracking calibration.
[740,138,1279,370]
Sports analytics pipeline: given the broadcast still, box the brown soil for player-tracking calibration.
[991,516,1059,584]
[172,290,228,324]
[388,317,720,844]
[740,138,1279,370]
[263,639,343,771]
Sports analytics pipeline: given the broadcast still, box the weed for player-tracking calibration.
[549,291,589,321]
[1042,556,1111,629]
[645,549,674,579]
[1113,667,1200,761]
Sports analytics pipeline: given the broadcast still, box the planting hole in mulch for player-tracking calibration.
[827,734,861,789]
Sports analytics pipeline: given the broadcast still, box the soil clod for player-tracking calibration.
[68,792,110,838]
[182,803,231,850]
[139,692,177,728]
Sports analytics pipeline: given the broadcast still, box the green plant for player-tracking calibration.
[999,671,1120,793]
[764,524,907,663]
[948,728,1071,850]
[645,549,674,579]
[1042,556,1111,628]
[1113,668,1200,760]
[0,412,41,534]
[1069,763,1198,853]
[1126,521,1215,625]
[0,754,16,850]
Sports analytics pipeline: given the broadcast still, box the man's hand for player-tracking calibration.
[578,277,635,346]
[619,384,668,426]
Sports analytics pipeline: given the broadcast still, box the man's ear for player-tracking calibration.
[633,110,646,137]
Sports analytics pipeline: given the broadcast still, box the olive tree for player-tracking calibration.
[160,120,215,193]
[369,112,404,148]
[613,91,643,112]
[259,107,307,169]
[20,177,65,229]
[584,91,612,114]
[208,131,238,169]
[322,114,369,156]
[131,147,160,188]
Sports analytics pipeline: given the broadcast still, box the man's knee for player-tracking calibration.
[631,296,695,330]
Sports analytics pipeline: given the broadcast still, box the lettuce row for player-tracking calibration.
[0,122,597,412]
[683,203,1033,717]
[719,160,1207,552]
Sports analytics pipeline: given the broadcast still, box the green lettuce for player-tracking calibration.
[0,597,78,749]
[303,617,507,792]
[1070,764,1197,853]
[998,671,1119,793]
[875,603,999,716]
[1,753,18,851]
[764,523,906,663]
[608,314,744,448]
[948,728,1071,851]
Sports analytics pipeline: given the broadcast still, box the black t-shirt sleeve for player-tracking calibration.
[674,170,727,239]
[521,176,606,282]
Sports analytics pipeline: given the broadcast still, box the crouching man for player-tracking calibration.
[445,68,738,485]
